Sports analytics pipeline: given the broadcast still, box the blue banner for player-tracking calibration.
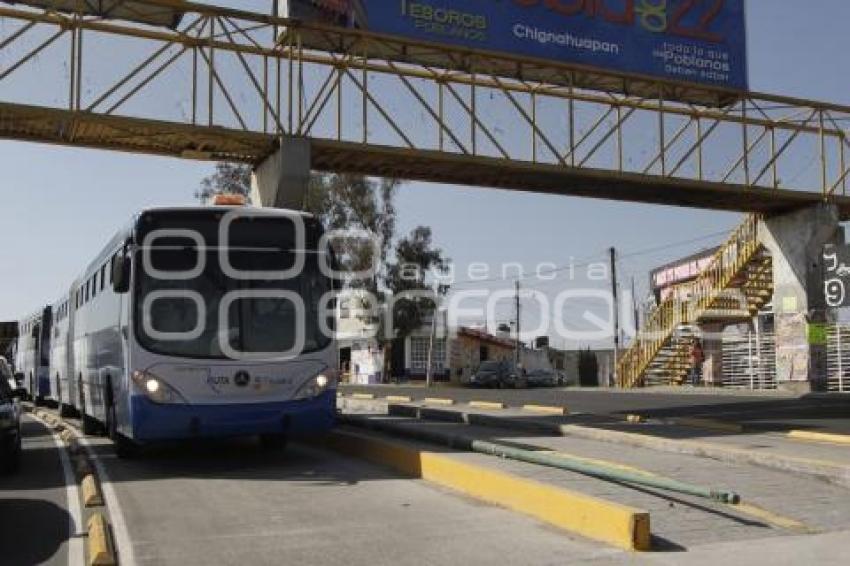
[339,1,748,90]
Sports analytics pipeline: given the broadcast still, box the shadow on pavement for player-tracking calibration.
[0,499,71,566]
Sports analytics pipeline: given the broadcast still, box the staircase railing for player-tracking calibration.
[617,214,763,388]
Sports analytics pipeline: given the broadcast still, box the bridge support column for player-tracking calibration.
[250,136,311,209]
[759,204,844,393]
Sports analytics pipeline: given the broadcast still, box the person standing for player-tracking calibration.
[689,339,705,386]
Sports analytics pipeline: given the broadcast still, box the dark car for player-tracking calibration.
[526,368,558,388]
[468,360,505,388]
[468,361,528,389]
[0,374,23,474]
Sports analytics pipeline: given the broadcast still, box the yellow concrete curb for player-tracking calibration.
[669,417,743,433]
[522,404,568,415]
[82,474,104,507]
[87,513,117,566]
[351,393,376,400]
[787,430,850,446]
[325,430,650,551]
[625,415,646,424]
[424,397,455,406]
[385,395,413,403]
[469,401,506,410]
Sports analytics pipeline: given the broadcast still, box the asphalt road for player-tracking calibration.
[340,384,850,430]
[73,434,620,566]
[0,415,81,566]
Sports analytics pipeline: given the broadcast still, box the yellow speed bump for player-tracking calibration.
[523,404,568,416]
[424,397,455,406]
[625,415,646,424]
[469,401,506,410]
[385,395,413,403]
[669,417,743,433]
[787,430,850,445]
[325,430,650,551]
[350,393,376,400]
[82,474,104,508]
[87,513,117,566]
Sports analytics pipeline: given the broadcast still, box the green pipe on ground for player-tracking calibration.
[341,415,741,505]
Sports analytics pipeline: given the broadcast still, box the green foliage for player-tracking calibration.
[198,164,449,346]
[195,163,252,203]
[384,226,450,341]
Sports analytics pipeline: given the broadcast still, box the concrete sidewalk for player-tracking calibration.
[338,412,850,556]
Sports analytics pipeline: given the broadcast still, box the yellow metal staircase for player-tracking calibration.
[617,215,774,388]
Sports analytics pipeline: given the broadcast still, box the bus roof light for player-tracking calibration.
[212,194,247,206]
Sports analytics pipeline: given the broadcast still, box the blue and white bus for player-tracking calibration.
[23,204,338,456]
[15,307,52,404]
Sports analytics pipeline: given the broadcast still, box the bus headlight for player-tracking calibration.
[293,373,335,400]
[132,370,186,405]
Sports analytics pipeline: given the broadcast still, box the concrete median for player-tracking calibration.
[324,429,651,551]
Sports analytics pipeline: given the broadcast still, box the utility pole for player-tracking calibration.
[515,280,521,368]
[610,247,620,387]
[426,309,437,388]
[631,276,639,335]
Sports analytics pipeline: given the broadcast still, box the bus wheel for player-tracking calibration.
[81,413,99,436]
[259,434,288,452]
[108,405,138,459]
[58,403,73,418]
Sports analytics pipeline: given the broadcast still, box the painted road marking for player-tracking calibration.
[787,430,850,446]
[424,397,456,406]
[469,401,507,410]
[522,404,568,415]
[33,414,85,566]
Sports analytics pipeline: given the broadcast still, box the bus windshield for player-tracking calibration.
[133,210,333,360]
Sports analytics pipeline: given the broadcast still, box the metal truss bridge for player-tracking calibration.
[2,0,850,217]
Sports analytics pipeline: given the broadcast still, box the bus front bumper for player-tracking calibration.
[129,390,336,442]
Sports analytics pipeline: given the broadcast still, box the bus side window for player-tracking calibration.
[101,264,106,291]
[110,254,116,284]
[93,273,98,298]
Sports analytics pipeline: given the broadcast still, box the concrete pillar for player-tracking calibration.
[699,322,725,387]
[250,136,311,209]
[759,204,844,393]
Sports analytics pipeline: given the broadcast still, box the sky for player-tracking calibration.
[1,0,849,348]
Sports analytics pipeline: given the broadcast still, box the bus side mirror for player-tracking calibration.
[113,255,131,294]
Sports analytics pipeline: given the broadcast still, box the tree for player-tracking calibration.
[198,163,448,379]
[384,226,449,340]
[195,162,252,203]
[303,172,398,295]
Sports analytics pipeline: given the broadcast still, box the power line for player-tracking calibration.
[453,226,733,293]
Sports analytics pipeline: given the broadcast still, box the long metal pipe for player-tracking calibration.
[342,415,741,505]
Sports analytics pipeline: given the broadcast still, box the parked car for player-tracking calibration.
[526,368,558,388]
[0,373,23,474]
[468,361,528,389]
